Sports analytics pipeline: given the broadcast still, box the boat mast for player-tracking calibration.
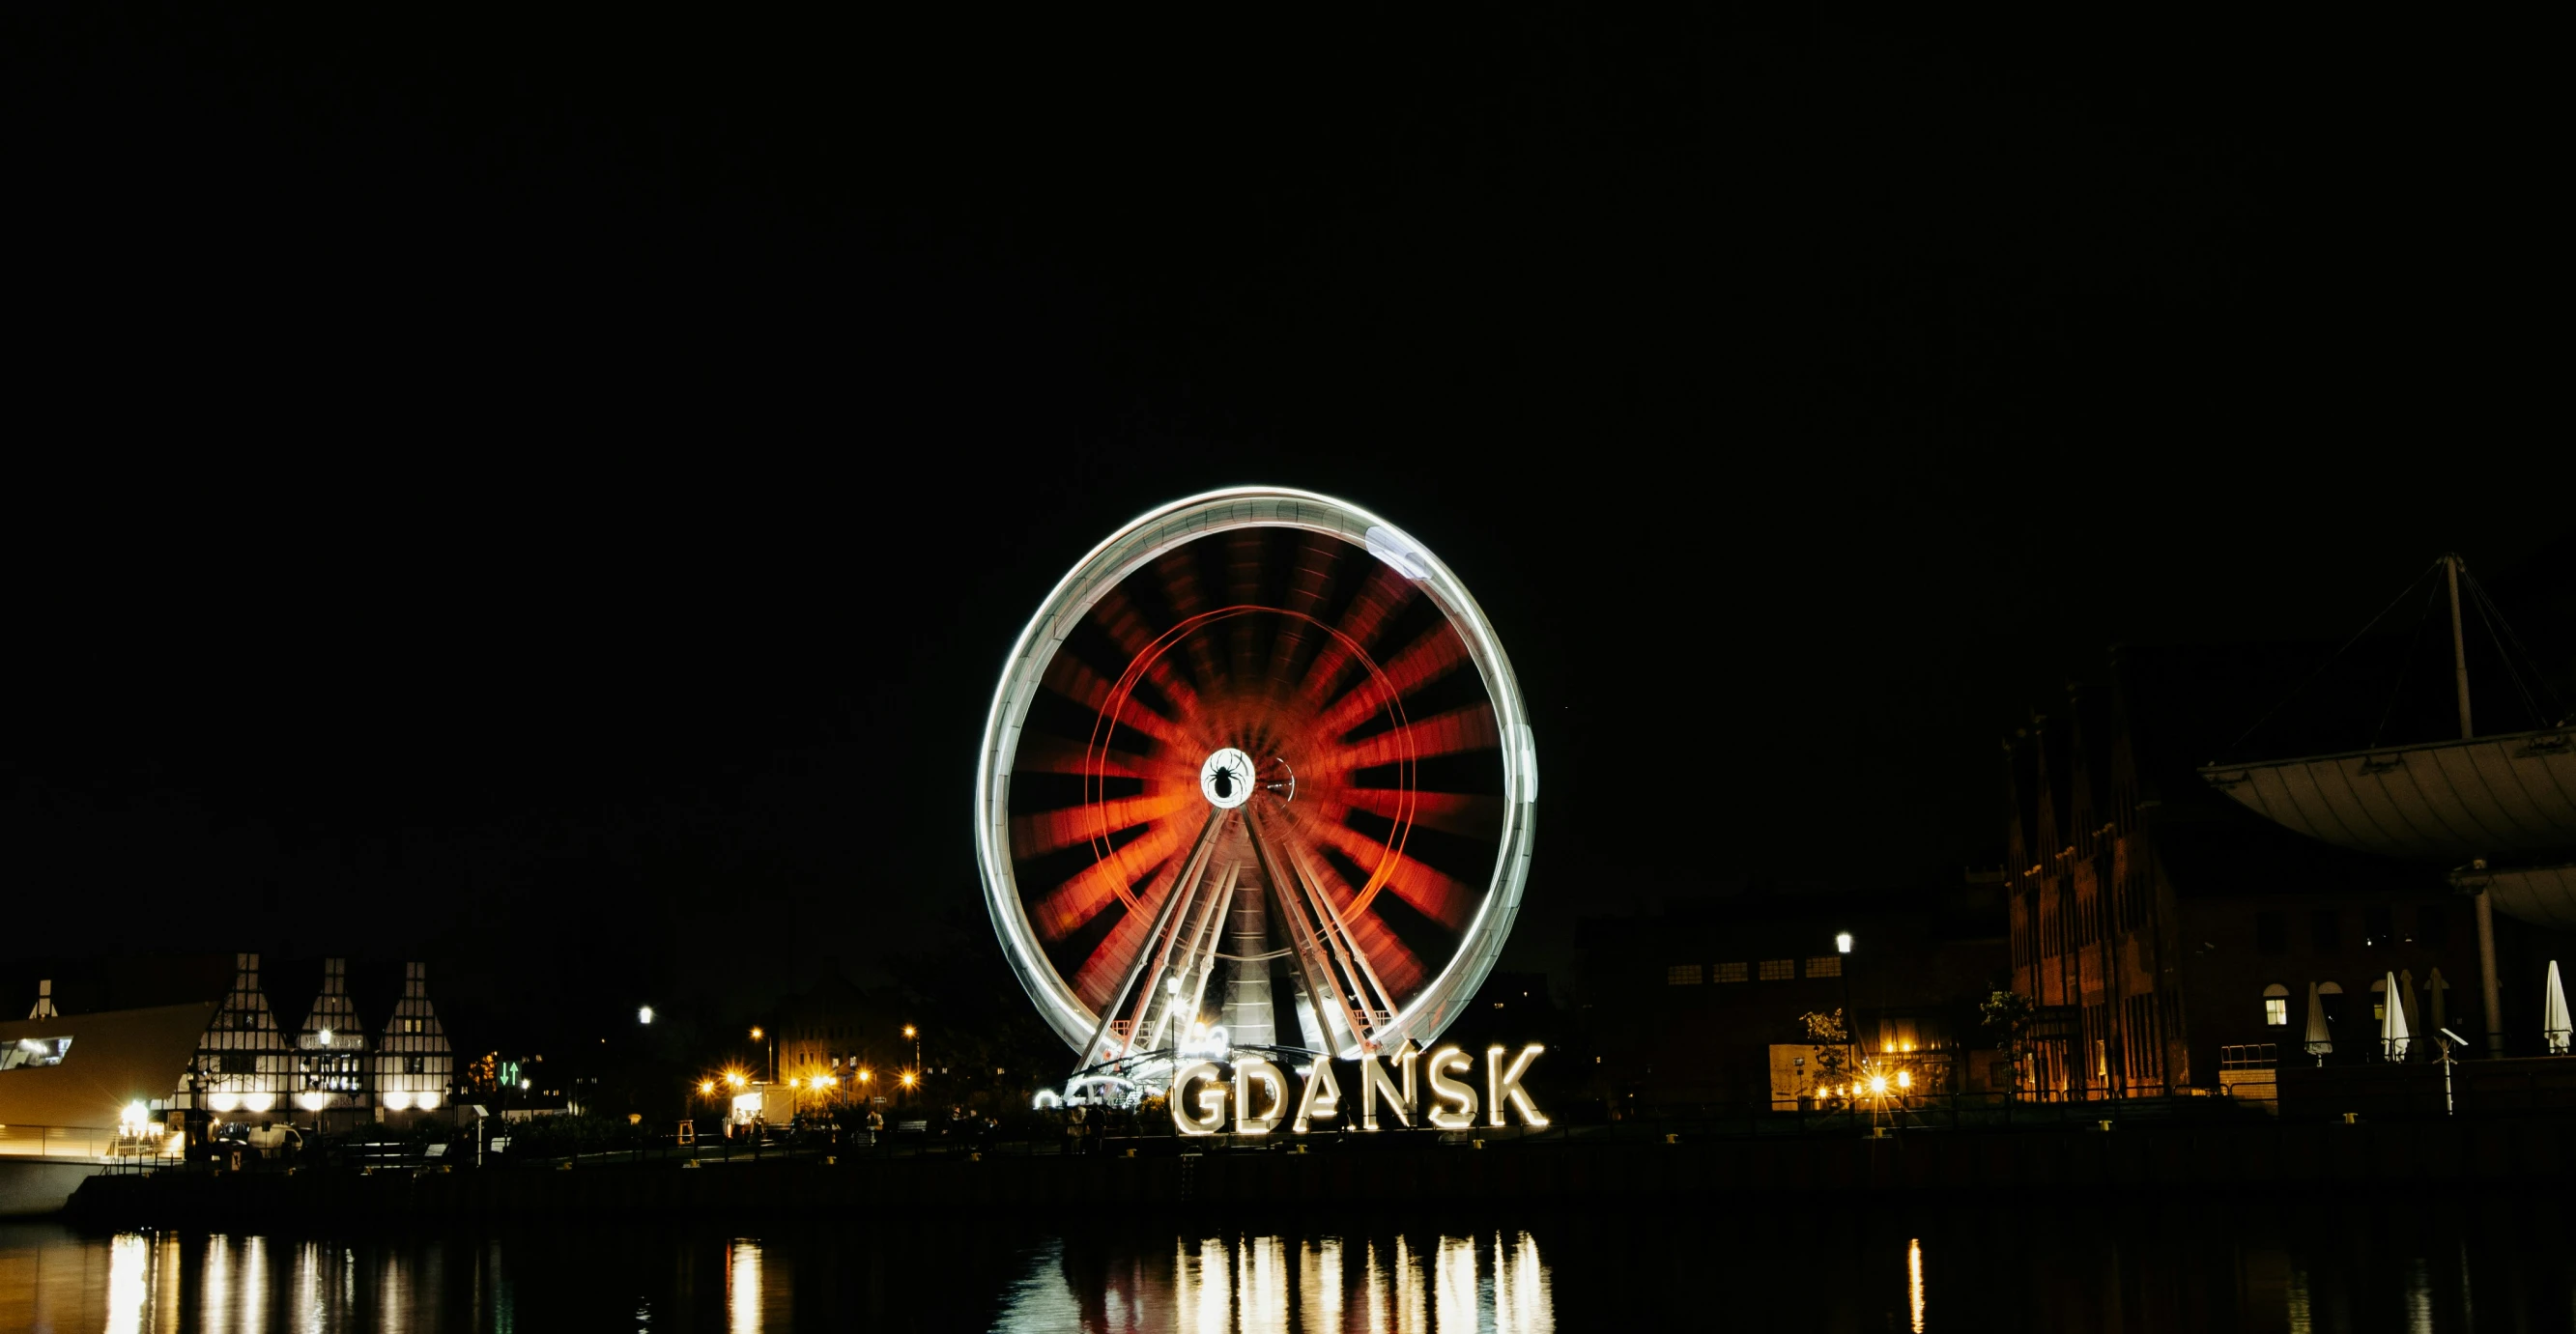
[2448,553,2505,1058]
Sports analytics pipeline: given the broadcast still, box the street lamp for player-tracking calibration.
[903,1025,921,1089]
[1836,933,1856,1111]
[752,1028,773,1083]
[638,1007,655,1025]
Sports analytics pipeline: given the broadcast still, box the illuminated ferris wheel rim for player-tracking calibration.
[973,485,1538,1062]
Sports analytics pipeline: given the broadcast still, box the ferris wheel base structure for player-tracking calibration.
[974,488,1537,1104]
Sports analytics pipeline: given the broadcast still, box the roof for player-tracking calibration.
[0,1002,213,1129]
[2201,728,2576,863]
[2452,863,2576,931]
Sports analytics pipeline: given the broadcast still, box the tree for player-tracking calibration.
[1980,987,2035,1096]
[1979,988,2034,1057]
[1798,1008,1849,1101]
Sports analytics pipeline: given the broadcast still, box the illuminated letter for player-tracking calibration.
[1291,1060,1343,1134]
[1234,1058,1287,1135]
[1423,1045,1478,1129]
[1486,1044,1549,1128]
[1172,1061,1228,1135]
[1357,1044,1419,1130]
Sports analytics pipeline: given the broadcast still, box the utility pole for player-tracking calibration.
[2447,553,2506,1059]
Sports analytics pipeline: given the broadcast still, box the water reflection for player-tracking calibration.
[989,1228,1552,1332]
[1,1194,2570,1331]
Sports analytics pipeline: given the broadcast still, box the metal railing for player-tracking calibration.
[0,1123,184,1171]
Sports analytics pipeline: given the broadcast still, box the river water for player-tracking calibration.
[2,1195,2568,1331]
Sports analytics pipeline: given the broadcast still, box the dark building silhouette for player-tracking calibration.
[1576,882,2006,1116]
[2005,640,2572,1102]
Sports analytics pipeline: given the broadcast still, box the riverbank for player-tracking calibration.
[63,1111,2576,1225]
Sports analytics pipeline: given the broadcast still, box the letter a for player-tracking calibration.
[1291,1060,1343,1134]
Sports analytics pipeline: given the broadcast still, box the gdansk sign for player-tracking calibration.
[1170,1043,1547,1135]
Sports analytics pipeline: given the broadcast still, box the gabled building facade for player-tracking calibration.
[374,962,452,1112]
[179,953,296,1114]
[294,957,369,1114]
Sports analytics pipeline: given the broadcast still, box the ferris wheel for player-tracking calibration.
[975,488,1537,1093]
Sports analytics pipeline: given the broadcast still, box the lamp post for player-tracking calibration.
[903,1025,921,1105]
[1835,933,1856,1110]
[752,1028,772,1084]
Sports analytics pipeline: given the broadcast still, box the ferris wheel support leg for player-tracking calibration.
[1072,808,1228,1079]
[1245,809,1373,1057]
[1271,803,1400,1042]
[1137,862,1240,1061]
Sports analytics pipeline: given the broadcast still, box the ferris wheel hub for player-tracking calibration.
[1198,748,1255,809]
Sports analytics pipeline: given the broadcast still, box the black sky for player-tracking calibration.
[4,11,2568,1036]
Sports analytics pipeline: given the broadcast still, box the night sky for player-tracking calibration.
[5,12,2568,1047]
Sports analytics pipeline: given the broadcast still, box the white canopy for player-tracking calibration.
[2199,728,2576,864]
[2380,970,2413,1062]
[2544,961,2571,1057]
[2304,980,2333,1061]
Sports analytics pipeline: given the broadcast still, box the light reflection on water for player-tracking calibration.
[987,1229,1552,1333]
[3,1195,2571,1331]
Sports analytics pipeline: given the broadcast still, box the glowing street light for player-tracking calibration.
[699,1080,715,1095]
[638,1007,655,1025]
[1835,933,1852,954]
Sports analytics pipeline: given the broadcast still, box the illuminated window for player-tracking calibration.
[1758,959,1795,981]
[0,1036,72,1070]
[2262,983,2289,1027]
[1712,962,1749,983]
[1805,956,1843,979]
[1665,964,1703,985]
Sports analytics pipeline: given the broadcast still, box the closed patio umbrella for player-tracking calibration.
[2544,961,2571,1056]
[2304,980,2333,1063]
[2380,970,2412,1062]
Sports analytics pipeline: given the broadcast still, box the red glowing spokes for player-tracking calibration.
[1042,652,1195,756]
[1261,801,1426,1000]
[1010,787,1199,860]
[1025,593,1418,945]
[1067,811,1219,1010]
[1089,585,1207,725]
[1260,535,1347,702]
[1013,735,1155,778]
[1028,816,1191,942]
[1080,603,1417,915]
[1019,524,1512,1051]
[1303,621,1472,742]
[1330,787,1503,840]
[1302,703,1499,779]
